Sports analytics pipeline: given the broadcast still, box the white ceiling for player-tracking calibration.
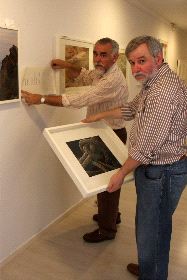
[131,0,187,32]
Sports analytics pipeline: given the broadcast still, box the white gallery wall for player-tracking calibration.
[0,0,187,264]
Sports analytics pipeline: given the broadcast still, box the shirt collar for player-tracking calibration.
[143,63,170,90]
[104,63,118,76]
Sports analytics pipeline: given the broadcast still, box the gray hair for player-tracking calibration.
[125,35,163,58]
[95,37,119,54]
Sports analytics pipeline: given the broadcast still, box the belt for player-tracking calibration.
[180,155,187,160]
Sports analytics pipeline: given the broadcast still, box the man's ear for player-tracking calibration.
[113,53,119,63]
[155,52,164,66]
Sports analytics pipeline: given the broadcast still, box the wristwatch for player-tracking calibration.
[40,96,45,104]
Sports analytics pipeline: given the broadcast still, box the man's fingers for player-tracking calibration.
[81,118,88,123]
[21,90,29,98]
[107,183,114,193]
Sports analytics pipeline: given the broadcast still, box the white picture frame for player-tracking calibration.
[0,26,19,104]
[55,36,94,95]
[43,121,132,197]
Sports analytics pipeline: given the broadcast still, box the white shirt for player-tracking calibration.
[62,63,129,129]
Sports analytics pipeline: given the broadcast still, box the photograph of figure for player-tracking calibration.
[0,27,18,102]
[66,135,121,177]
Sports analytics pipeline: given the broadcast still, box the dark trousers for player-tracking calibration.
[97,127,127,238]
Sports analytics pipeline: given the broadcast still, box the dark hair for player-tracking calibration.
[95,37,119,54]
[125,35,163,58]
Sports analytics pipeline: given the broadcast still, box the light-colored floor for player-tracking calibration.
[1,180,187,280]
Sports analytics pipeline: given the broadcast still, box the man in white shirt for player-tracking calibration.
[22,37,129,243]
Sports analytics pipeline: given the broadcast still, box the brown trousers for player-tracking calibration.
[97,127,127,238]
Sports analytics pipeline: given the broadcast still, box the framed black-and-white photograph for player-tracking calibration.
[43,121,132,197]
[0,27,19,104]
[55,36,93,94]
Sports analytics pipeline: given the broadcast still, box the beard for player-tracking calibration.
[133,67,158,85]
[94,63,106,75]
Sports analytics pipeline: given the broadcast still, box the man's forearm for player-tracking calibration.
[119,156,141,178]
[43,95,63,106]
[82,108,122,123]
[103,108,123,119]
[65,62,82,77]
[21,90,64,106]
[51,59,82,77]
[107,156,141,193]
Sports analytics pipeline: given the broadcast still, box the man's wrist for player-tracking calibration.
[40,96,45,104]
[39,95,63,106]
[119,166,127,178]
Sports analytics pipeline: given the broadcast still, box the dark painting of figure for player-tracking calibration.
[0,28,19,101]
[66,136,121,177]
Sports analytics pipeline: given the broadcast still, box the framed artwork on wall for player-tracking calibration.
[159,39,168,62]
[55,36,94,94]
[117,49,127,78]
[0,27,19,104]
[177,59,187,84]
[43,121,132,198]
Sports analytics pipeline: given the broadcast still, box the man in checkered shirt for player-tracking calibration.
[83,35,187,280]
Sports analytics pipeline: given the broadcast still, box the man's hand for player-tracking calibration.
[82,113,104,123]
[21,90,42,105]
[107,169,125,193]
[51,59,71,69]
[82,108,122,123]
[107,157,141,193]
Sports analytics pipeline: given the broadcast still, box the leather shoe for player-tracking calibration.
[127,263,139,276]
[93,212,121,224]
[83,229,115,243]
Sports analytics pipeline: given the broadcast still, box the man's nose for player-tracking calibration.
[94,55,101,62]
[132,63,141,73]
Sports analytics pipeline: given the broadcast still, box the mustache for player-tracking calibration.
[133,72,146,78]
[94,63,105,67]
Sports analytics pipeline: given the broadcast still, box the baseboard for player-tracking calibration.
[0,175,135,268]
[0,196,90,268]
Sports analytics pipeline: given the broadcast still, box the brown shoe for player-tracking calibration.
[83,229,115,243]
[93,212,121,224]
[127,263,139,276]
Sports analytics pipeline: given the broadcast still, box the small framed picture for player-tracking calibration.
[177,59,187,84]
[0,27,19,104]
[43,121,131,197]
[55,36,94,94]
[159,39,168,62]
[117,48,127,78]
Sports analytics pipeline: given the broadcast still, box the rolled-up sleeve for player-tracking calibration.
[62,71,128,109]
